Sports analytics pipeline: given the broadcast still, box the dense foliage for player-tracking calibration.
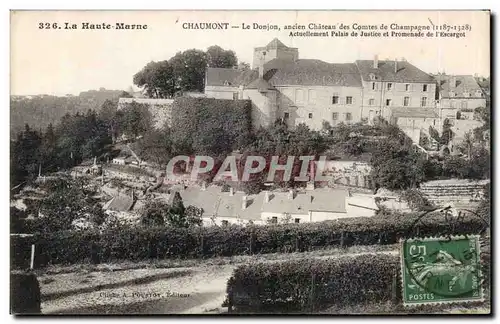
[10,89,130,136]
[10,110,112,187]
[133,45,238,98]
[225,254,399,312]
[10,271,41,314]
[170,97,253,157]
[11,211,487,267]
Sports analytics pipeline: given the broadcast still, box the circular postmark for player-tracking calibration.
[401,206,489,304]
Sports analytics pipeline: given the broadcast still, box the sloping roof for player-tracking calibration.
[261,189,348,214]
[434,75,484,98]
[391,107,439,119]
[104,195,135,212]
[265,38,289,49]
[246,78,276,91]
[205,68,258,87]
[265,59,362,87]
[355,60,435,83]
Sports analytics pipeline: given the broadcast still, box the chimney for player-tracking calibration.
[242,195,248,210]
[201,181,206,191]
[373,55,379,69]
[394,58,398,73]
[264,191,270,203]
[288,189,295,200]
[229,187,234,196]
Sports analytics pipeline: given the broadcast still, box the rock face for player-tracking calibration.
[10,271,41,314]
[419,179,488,204]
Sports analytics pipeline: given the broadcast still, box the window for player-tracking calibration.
[271,217,278,224]
[403,97,410,106]
[295,89,304,103]
[385,99,392,106]
[332,95,339,104]
[405,84,411,91]
[372,82,376,90]
[450,101,455,108]
[450,91,455,97]
[332,112,338,120]
[423,84,428,92]
[421,97,427,107]
[345,112,352,121]
[221,220,229,226]
[368,98,375,106]
[346,96,353,105]
[308,89,317,102]
[284,112,290,119]
[387,83,393,90]
[464,92,470,97]
[369,73,376,80]
[308,113,313,119]
[461,101,468,109]
[233,92,239,100]
[294,218,300,224]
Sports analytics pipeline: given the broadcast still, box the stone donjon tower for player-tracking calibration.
[252,38,299,70]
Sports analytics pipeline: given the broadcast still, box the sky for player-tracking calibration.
[10,10,490,96]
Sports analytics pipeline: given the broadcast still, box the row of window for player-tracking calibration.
[283,112,352,121]
[448,91,483,98]
[374,96,428,107]
[220,217,302,226]
[370,82,429,92]
[332,96,354,105]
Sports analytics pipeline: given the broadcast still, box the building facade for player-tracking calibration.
[204,38,444,132]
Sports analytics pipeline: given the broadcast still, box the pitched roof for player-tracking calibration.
[261,189,348,214]
[205,68,258,87]
[355,60,435,83]
[246,78,276,91]
[391,107,439,119]
[434,75,484,98]
[264,59,362,87]
[104,195,135,212]
[265,38,289,49]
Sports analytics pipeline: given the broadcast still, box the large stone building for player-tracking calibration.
[204,38,442,131]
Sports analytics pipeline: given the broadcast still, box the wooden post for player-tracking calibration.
[340,232,344,248]
[30,244,35,270]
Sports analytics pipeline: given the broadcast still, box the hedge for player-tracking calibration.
[170,97,253,154]
[225,254,400,312]
[10,271,41,314]
[10,212,488,268]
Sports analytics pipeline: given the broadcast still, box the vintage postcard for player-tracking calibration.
[10,10,491,315]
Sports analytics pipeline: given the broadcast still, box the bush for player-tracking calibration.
[170,97,253,156]
[10,271,41,314]
[225,254,400,312]
[10,212,487,267]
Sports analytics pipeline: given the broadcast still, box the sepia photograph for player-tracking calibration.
[9,9,491,315]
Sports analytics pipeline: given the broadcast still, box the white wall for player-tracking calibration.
[345,195,378,217]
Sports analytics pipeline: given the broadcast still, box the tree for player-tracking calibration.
[133,60,176,98]
[370,137,426,190]
[440,118,454,145]
[169,49,207,93]
[206,45,237,68]
[115,102,152,138]
[237,62,251,71]
[141,200,168,226]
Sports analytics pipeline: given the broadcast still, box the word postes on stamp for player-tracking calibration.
[401,235,483,306]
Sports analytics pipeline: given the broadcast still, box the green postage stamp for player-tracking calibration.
[401,235,484,306]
